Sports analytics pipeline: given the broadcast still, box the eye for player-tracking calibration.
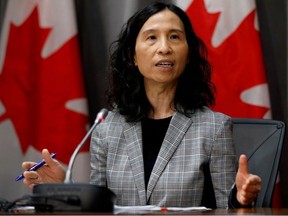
[170,34,180,40]
[147,35,156,40]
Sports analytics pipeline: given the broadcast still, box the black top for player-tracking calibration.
[141,116,172,189]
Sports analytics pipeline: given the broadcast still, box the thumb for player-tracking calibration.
[42,148,56,166]
[238,154,249,176]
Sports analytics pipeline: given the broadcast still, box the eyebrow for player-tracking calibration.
[141,28,185,35]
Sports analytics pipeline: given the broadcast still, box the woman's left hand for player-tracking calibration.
[235,154,262,205]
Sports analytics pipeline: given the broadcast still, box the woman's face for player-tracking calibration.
[134,9,189,87]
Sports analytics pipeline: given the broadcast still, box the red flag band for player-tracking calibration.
[0,0,89,200]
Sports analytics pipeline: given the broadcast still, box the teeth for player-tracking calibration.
[157,62,173,67]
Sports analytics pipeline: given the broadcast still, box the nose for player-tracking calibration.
[157,38,172,55]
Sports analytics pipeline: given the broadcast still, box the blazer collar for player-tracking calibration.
[123,120,147,205]
[146,112,193,200]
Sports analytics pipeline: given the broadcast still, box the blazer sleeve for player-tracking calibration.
[89,120,108,186]
[209,115,237,208]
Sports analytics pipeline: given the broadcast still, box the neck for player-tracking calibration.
[144,80,178,119]
[148,109,174,119]
[146,88,176,119]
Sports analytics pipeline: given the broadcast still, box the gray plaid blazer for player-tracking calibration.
[90,107,236,208]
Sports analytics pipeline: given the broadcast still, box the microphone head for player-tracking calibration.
[96,108,109,123]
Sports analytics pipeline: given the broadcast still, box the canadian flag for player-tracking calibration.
[175,0,281,207]
[0,0,90,201]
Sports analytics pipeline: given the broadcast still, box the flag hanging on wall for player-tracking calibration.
[175,0,270,119]
[174,0,280,207]
[0,0,89,200]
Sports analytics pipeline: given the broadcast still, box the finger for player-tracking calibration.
[241,194,257,205]
[238,154,249,176]
[23,170,39,179]
[242,183,261,193]
[23,177,38,190]
[22,149,51,170]
[237,188,258,205]
[243,175,262,191]
[42,149,57,167]
[22,177,33,187]
[241,190,257,199]
[244,175,261,186]
[22,162,37,170]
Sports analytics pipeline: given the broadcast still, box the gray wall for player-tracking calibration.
[0,0,7,36]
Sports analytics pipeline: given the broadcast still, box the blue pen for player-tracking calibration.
[15,153,57,182]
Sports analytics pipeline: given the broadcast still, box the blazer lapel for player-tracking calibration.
[123,121,147,205]
[146,112,193,200]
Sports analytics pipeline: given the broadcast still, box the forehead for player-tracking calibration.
[139,9,184,33]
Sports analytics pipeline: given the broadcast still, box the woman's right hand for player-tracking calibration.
[22,149,66,189]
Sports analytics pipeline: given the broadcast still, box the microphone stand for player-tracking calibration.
[64,108,106,184]
[31,109,116,212]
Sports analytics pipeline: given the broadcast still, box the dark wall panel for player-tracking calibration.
[256,0,287,207]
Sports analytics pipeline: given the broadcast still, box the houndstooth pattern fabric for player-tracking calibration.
[89,107,236,208]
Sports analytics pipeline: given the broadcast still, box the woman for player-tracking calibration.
[22,2,261,208]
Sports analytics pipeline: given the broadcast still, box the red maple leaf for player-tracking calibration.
[0,7,88,164]
[186,0,269,118]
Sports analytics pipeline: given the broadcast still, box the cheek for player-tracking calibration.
[134,52,141,66]
[134,52,148,67]
[136,61,148,76]
[134,42,154,66]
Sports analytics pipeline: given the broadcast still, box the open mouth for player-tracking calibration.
[156,62,174,67]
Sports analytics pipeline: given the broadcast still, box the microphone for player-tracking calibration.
[64,108,108,184]
[31,108,116,212]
